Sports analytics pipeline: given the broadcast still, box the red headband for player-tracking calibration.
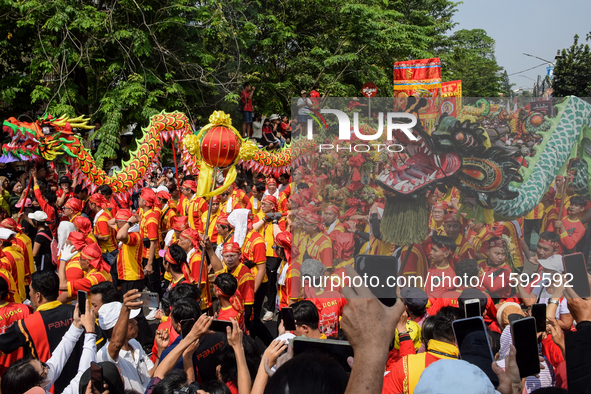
[214,285,244,314]
[73,216,92,235]
[443,213,461,224]
[183,180,197,192]
[267,179,277,186]
[141,188,161,208]
[262,195,278,211]
[324,204,340,217]
[0,218,22,234]
[488,239,507,250]
[539,239,563,254]
[157,190,171,200]
[68,231,88,251]
[217,214,231,227]
[65,198,83,213]
[432,201,449,211]
[222,242,241,255]
[171,216,189,232]
[164,249,191,282]
[81,243,110,272]
[180,229,200,249]
[88,193,109,209]
[115,209,133,221]
[275,231,292,263]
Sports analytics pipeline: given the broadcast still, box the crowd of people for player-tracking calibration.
[0,122,590,394]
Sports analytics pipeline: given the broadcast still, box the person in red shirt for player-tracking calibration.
[63,197,84,223]
[57,243,111,303]
[31,168,58,234]
[554,195,587,253]
[56,176,76,209]
[240,82,255,137]
[0,271,32,375]
[177,228,210,311]
[0,218,34,286]
[478,237,512,299]
[162,244,191,292]
[214,273,247,333]
[470,220,495,261]
[425,235,457,297]
[300,258,346,338]
[206,241,255,327]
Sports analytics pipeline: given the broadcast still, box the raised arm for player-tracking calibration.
[108,290,142,361]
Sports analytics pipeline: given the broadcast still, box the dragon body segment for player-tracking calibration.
[2,111,295,193]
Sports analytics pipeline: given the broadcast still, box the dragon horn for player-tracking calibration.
[53,115,94,129]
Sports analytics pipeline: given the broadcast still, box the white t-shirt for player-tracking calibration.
[297,98,313,115]
[97,338,154,393]
[532,286,570,319]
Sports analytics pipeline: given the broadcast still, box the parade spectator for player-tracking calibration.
[240,83,255,138]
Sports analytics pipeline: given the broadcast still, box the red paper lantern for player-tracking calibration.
[200,126,241,168]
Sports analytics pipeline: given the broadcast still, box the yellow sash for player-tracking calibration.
[405,340,459,394]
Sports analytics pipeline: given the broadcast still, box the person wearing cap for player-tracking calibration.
[131,188,161,295]
[86,193,118,285]
[0,270,32,375]
[110,209,145,294]
[96,290,155,392]
[429,201,448,235]
[424,235,457,298]
[201,196,221,242]
[477,237,513,299]
[540,190,559,233]
[205,241,255,324]
[494,219,530,271]
[469,218,495,261]
[55,175,75,208]
[0,271,83,394]
[177,228,211,311]
[57,243,112,303]
[162,244,191,291]
[1,217,34,286]
[297,211,333,269]
[400,287,429,329]
[442,213,474,264]
[157,188,176,234]
[31,168,58,234]
[219,183,252,215]
[263,178,287,213]
[0,228,26,301]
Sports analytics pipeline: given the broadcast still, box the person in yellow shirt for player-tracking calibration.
[201,196,221,242]
[250,183,266,216]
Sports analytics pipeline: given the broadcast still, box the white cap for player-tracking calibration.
[269,114,280,121]
[28,211,48,222]
[0,228,15,240]
[539,254,564,273]
[98,302,141,330]
[155,185,169,194]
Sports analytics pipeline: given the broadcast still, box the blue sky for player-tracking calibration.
[452,0,591,90]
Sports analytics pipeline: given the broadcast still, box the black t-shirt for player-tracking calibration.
[33,228,53,270]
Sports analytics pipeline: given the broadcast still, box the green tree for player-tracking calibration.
[500,70,514,97]
[439,29,505,97]
[552,34,591,97]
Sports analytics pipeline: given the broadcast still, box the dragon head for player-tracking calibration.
[2,114,93,162]
[376,114,522,206]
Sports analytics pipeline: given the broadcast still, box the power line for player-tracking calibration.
[508,62,548,76]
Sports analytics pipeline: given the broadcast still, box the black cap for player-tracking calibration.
[59,176,71,185]
[401,287,428,311]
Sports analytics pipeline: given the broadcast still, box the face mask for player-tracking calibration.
[167,173,174,179]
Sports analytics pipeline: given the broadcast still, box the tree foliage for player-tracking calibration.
[1,0,506,168]
[439,29,505,97]
[552,34,591,97]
